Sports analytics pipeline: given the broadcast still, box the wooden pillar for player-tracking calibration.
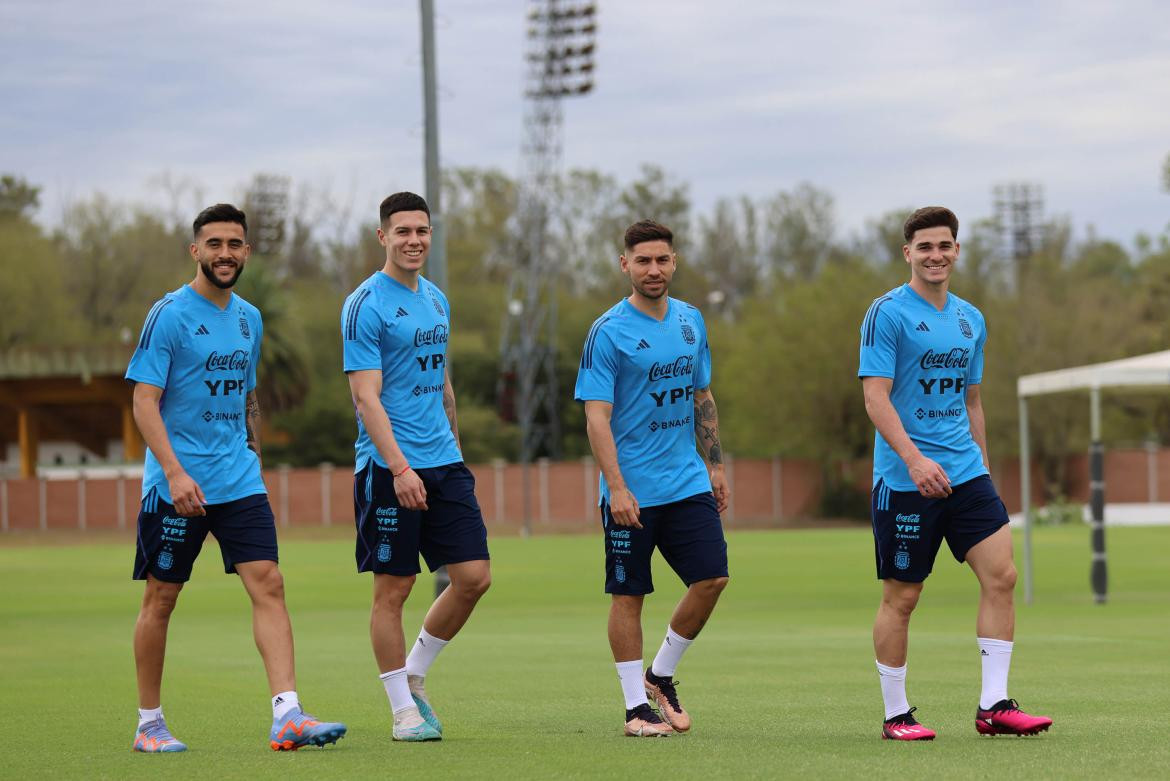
[18,407,39,478]
[122,402,144,462]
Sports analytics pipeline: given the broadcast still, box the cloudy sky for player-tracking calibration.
[3,0,1169,244]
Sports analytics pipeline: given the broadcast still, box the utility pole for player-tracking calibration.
[420,0,446,292]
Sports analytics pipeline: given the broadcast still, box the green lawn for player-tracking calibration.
[2,525,1167,780]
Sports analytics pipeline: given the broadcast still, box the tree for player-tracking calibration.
[692,196,762,315]
[0,218,76,348]
[0,175,40,222]
[233,264,311,414]
[57,196,189,344]
[761,182,836,280]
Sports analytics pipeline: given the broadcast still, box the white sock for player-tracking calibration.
[876,661,910,720]
[650,626,693,678]
[137,706,163,728]
[272,690,299,720]
[615,659,649,710]
[380,667,415,714]
[405,628,449,678]
[978,637,1014,709]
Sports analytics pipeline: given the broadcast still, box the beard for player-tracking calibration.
[633,278,668,299]
[199,259,244,289]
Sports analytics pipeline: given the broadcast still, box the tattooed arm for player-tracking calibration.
[694,386,729,512]
[442,366,461,448]
[245,390,262,465]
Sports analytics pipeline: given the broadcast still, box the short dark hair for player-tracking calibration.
[903,206,959,242]
[193,203,247,239]
[380,192,430,225]
[623,220,673,251]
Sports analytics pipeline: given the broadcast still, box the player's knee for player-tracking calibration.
[452,569,491,600]
[144,580,183,617]
[374,575,415,609]
[697,576,729,598]
[257,566,286,600]
[989,563,1017,594]
[882,587,921,617]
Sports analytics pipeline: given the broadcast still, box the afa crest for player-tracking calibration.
[377,543,392,563]
[894,550,910,570]
[615,562,627,583]
[958,318,973,339]
[680,322,696,345]
[158,551,174,570]
[430,293,445,317]
[238,316,251,339]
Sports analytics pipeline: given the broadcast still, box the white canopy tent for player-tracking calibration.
[1017,350,1170,604]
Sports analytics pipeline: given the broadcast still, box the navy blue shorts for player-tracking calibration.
[133,490,278,583]
[602,492,728,595]
[871,474,1009,582]
[354,461,490,575]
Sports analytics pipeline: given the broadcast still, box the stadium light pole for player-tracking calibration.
[421,0,450,597]
[499,0,598,536]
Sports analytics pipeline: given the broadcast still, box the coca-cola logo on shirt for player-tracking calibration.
[648,355,694,382]
[205,350,250,372]
[919,348,970,370]
[414,324,449,347]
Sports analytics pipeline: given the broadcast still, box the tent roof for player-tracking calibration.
[1018,350,1170,397]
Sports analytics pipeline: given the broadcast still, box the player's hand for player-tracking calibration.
[709,467,730,513]
[609,488,641,529]
[168,471,207,517]
[908,456,951,498]
[393,468,429,510]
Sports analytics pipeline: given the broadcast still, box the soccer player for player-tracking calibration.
[126,204,345,753]
[859,206,1053,740]
[574,220,730,738]
[342,192,491,742]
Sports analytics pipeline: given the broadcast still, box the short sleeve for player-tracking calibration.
[125,299,178,389]
[574,324,619,404]
[342,288,383,372]
[968,311,986,385]
[858,303,898,379]
[248,310,263,392]
[694,312,712,390]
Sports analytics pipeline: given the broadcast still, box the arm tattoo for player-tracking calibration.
[695,395,723,465]
[245,392,261,455]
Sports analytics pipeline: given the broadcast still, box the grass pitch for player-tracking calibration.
[1,525,1167,780]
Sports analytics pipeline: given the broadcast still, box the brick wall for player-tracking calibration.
[3,449,1167,534]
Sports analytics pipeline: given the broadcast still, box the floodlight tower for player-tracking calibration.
[993,182,1045,272]
[498,1,596,534]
